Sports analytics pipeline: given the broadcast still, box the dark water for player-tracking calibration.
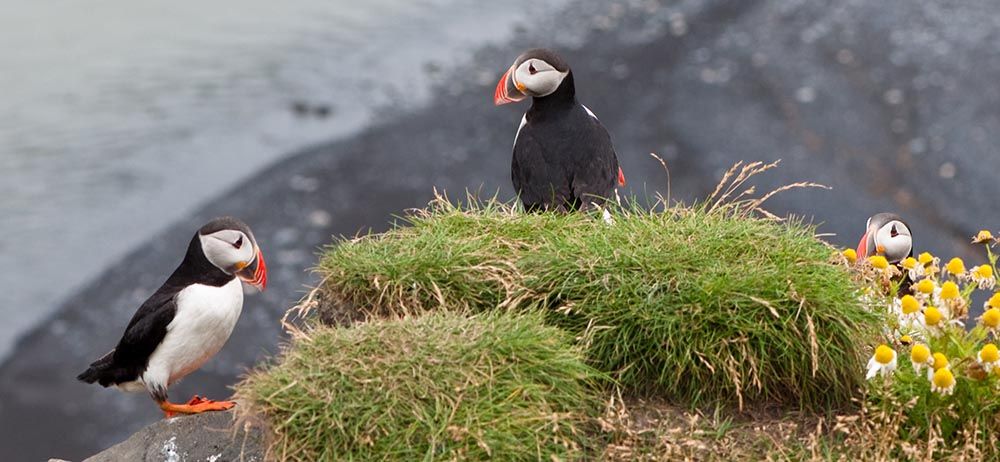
[0,0,569,357]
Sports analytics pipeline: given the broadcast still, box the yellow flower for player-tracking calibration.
[972,265,996,290]
[973,230,995,244]
[916,279,936,295]
[875,345,893,363]
[981,344,999,362]
[904,258,926,280]
[946,257,966,276]
[869,255,889,270]
[931,367,956,396]
[919,252,935,265]
[910,343,932,374]
[939,281,960,300]
[842,248,857,264]
[899,335,913,345]
[933,281,967,320]
[911,344,930,363]
[932,352,949,370]
[988,294,1000,309]
[866,344,897,379]
[978,344,1000,372]
[924,306,943,327]
[900,295,921,315]
[981,308,1000,330]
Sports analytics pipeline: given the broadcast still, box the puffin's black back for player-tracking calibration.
[76,231,233,393]
[511,69,620,211]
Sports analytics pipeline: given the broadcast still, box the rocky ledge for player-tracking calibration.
[62,411,264,462]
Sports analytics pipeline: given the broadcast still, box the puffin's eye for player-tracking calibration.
[528,63,537,75]
[233,236,244,249]
[890,225,899,238]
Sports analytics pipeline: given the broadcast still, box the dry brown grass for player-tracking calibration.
[595,392,1000,462]
[704,160,829,220]
[596,392,818,461]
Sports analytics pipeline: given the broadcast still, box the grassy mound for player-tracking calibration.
[237,311,599,462]
[313,198,879,409]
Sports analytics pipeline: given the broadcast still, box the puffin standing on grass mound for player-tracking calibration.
[494,48,625,212]
[78,217,267,417]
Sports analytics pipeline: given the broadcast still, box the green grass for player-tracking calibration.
[313,198,880,409]
[236,311,600,462]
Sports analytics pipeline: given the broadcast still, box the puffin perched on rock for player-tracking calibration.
[494,48,625,212]
[856,213,913,263]
[78,217,266,417]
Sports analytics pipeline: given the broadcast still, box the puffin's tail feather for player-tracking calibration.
[76,367,102,384]
[77,350,125,387]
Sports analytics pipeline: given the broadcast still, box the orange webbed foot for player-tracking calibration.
[160,397,236,418]
[191,400,236,412]
[185,395,212,406]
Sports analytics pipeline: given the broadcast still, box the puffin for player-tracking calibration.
[856,213,913,263]
[494,48,625,212]
[856,213,914,294]
[77,217,267,417]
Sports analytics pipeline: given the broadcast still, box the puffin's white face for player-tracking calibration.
[872,218,912,263]
[511,58,568,98]
[199,229,256,274]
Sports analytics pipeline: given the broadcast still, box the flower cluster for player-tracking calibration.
[850,229,1000,398]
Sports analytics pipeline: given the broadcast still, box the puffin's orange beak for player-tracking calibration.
[494,65,525,105]
[856,228,871,260]
[237,247,267,291]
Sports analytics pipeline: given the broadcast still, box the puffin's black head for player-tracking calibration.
[856,212,913,263]
[197,217,267,291]
[494,48,572,105]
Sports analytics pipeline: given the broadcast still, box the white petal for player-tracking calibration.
[866,360,879,380]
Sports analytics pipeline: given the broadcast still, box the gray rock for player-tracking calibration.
[83,411,263,462]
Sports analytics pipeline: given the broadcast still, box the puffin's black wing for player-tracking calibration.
[511,107,620,211]
[569,111,619,207]
[511,125,576,211]
[77,288,179,387]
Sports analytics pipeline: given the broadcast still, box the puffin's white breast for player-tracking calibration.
[142,278,244,389]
